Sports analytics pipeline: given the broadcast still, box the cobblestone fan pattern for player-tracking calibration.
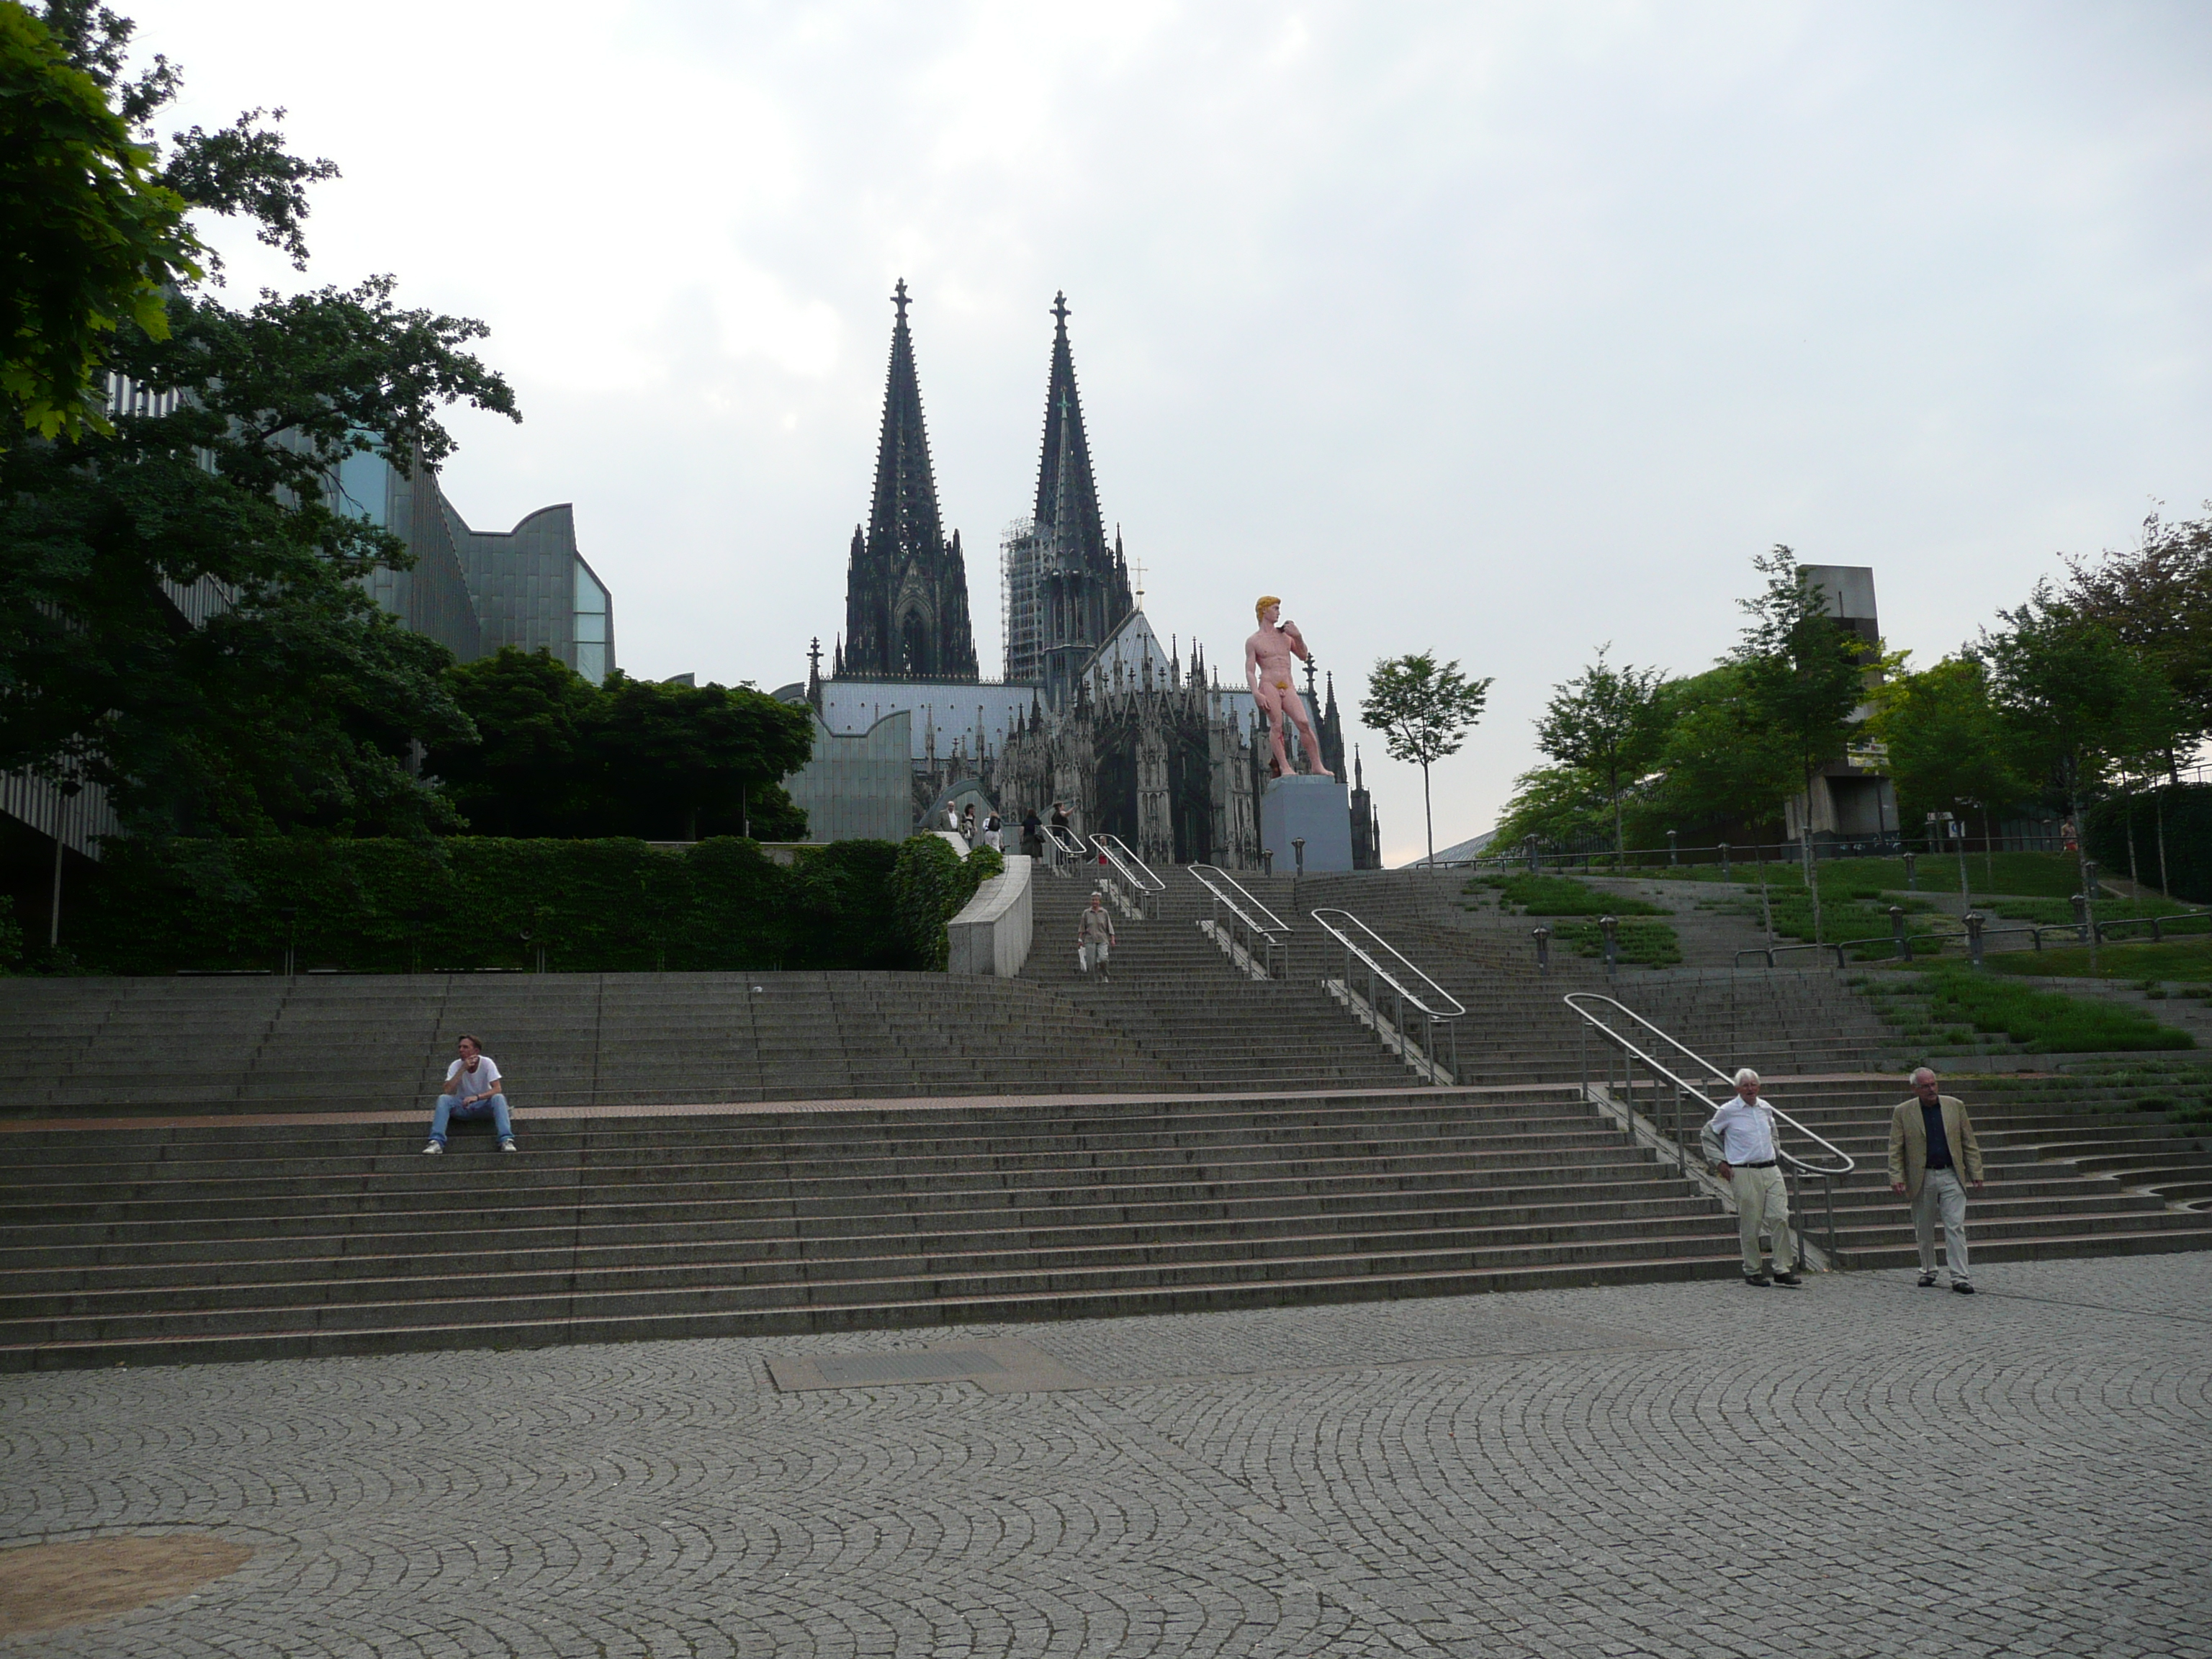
[4,1256,2207,1657]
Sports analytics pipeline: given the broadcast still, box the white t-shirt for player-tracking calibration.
[446,1055,502,1098]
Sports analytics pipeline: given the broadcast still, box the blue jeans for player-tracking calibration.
[428,1092,512,1146]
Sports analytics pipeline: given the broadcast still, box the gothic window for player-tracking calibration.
[900,610,929,676]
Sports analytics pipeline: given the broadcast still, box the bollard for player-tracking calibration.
[2071,892,2089,940]
[1667,830,1678,867]
[1902,852,1917,891]
[1889,904,1909,961]
[1260,850,1273,876]
[279,904,298,979]
[1964,911,1984,968]
[1292,837,1306,878]
[1533,925,1551,976]
[1719,842,1731,881]
[1599,914,1619,976]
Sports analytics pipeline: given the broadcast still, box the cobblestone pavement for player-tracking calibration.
[5,1254,2207,1657]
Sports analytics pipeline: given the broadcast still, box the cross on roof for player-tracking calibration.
[1051,291,1070,326]
[892,278,910,320]
[1130,557,1146,609]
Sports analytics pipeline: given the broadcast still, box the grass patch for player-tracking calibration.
[1470,874,1671,917]
[1906,968,2193,1053]
[1979,894,2195,926]
[1556,918,1682,968]
[1637,850,2098,899]
[1984,937,2212,982]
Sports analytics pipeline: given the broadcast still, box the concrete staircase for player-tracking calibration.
[0,1088,1745,1369]
[1,863,2206,1370]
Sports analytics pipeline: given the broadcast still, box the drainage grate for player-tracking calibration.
[811,1349,1005,1385]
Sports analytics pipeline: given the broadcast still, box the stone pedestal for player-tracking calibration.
[1261,775,1354,873]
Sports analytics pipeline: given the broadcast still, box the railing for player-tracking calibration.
[1040,823,1088,877]
[1310,908,1465,1084]
[1189,863,1292,980]
[1091,834,1166,920]
[1564,993,1856,1267]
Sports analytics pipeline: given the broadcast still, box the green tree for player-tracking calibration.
[1866,655,2026,840]
[586,673,814,842]
[1361,652,1493,866]
[427,647,599,837]
[1532,646,1664,855]
[2063,505,2212,760]
[1639,665,1797,843]
[1732,548,1875,938]
[0,5,514,838]
[1492,763,1612,853]
[1979,585,2188,962]
[1,2,338,440]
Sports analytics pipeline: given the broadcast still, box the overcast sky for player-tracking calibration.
[148,0,2212,864]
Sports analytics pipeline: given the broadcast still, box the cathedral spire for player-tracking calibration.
[839,280,978,680]
[1028,292,1133,708]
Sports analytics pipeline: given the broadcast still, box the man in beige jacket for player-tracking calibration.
[1888,1066,1986,1294]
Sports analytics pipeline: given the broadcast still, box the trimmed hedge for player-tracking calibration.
[67,836,920,975]
[2086,786,2212,904]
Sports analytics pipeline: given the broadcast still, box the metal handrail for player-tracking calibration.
[1189,863,1291,980]
[1091,835,1164,920]
[1040,822,1088,877]
[1564,992,1856,1266]
[1310,908,1465,1084]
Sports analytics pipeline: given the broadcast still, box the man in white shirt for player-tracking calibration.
[423,1035,516,1154]
[1700,1068,1800,1287]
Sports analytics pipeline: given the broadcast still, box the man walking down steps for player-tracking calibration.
[1702,1069,1802,1289]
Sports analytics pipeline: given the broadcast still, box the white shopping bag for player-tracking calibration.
[1076,943,1089,972]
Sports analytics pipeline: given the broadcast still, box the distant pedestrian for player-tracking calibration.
[1020,807,1043,858]
[1077,891,1117,981]
[1889,1066,1986,1293]
[424,1035,516,1154]
[961,803,976,844]
[984,812,1003,852]
[1050,801,1071,866]
[1701,1069,1801,1287]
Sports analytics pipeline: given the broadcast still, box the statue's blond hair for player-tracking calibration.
[1255,595,1282,622]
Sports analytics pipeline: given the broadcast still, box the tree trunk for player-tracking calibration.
[1422,763,1434,867]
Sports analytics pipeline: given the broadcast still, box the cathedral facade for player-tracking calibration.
[782,283,1379,870]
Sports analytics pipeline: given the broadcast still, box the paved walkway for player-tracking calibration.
[4,1255,2206,1657]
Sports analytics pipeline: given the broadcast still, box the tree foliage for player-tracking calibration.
[1866,655,2027,834]
[426,650,816,841]
[1362,651,1492,863]
[1,3,515,840]
[1731,547,1874,808]
[1532,646,1664,854]
[2063,505,2212,753]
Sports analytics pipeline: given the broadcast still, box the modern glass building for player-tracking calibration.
[338,450,616,683]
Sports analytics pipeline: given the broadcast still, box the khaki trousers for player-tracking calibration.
[1912,1167,1971,1282]
[1730,1164,1793,1276]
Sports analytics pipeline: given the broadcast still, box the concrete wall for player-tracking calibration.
[947,854,1034,977]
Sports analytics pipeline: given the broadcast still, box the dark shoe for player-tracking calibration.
[1951,1281,1976,1295]
[1743,1273,1771,1287]
[1770,1270,1804,1287]
[1917,1272,1938,1287]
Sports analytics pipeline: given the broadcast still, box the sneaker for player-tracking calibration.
[1770,1270,1804,1287]
[1743,1273,1771,1287]
[500,1138,518,1154]
[1951,1280,1976,1295]
[422,1142,443,1155]
[1917,1272,1938,1288]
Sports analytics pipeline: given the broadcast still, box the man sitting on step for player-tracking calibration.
[423,1035,516,1154]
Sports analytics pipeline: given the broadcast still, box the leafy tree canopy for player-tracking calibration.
[1866,655,2028,834]
[427,651,817,842]
[1532,645,1664,854]
[0,2,516,840]
[2063,505,2212,752]
[1362,650,1493,864]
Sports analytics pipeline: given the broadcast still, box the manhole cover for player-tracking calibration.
[812,1349,1004,1385]
[0,1534,253,1636]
